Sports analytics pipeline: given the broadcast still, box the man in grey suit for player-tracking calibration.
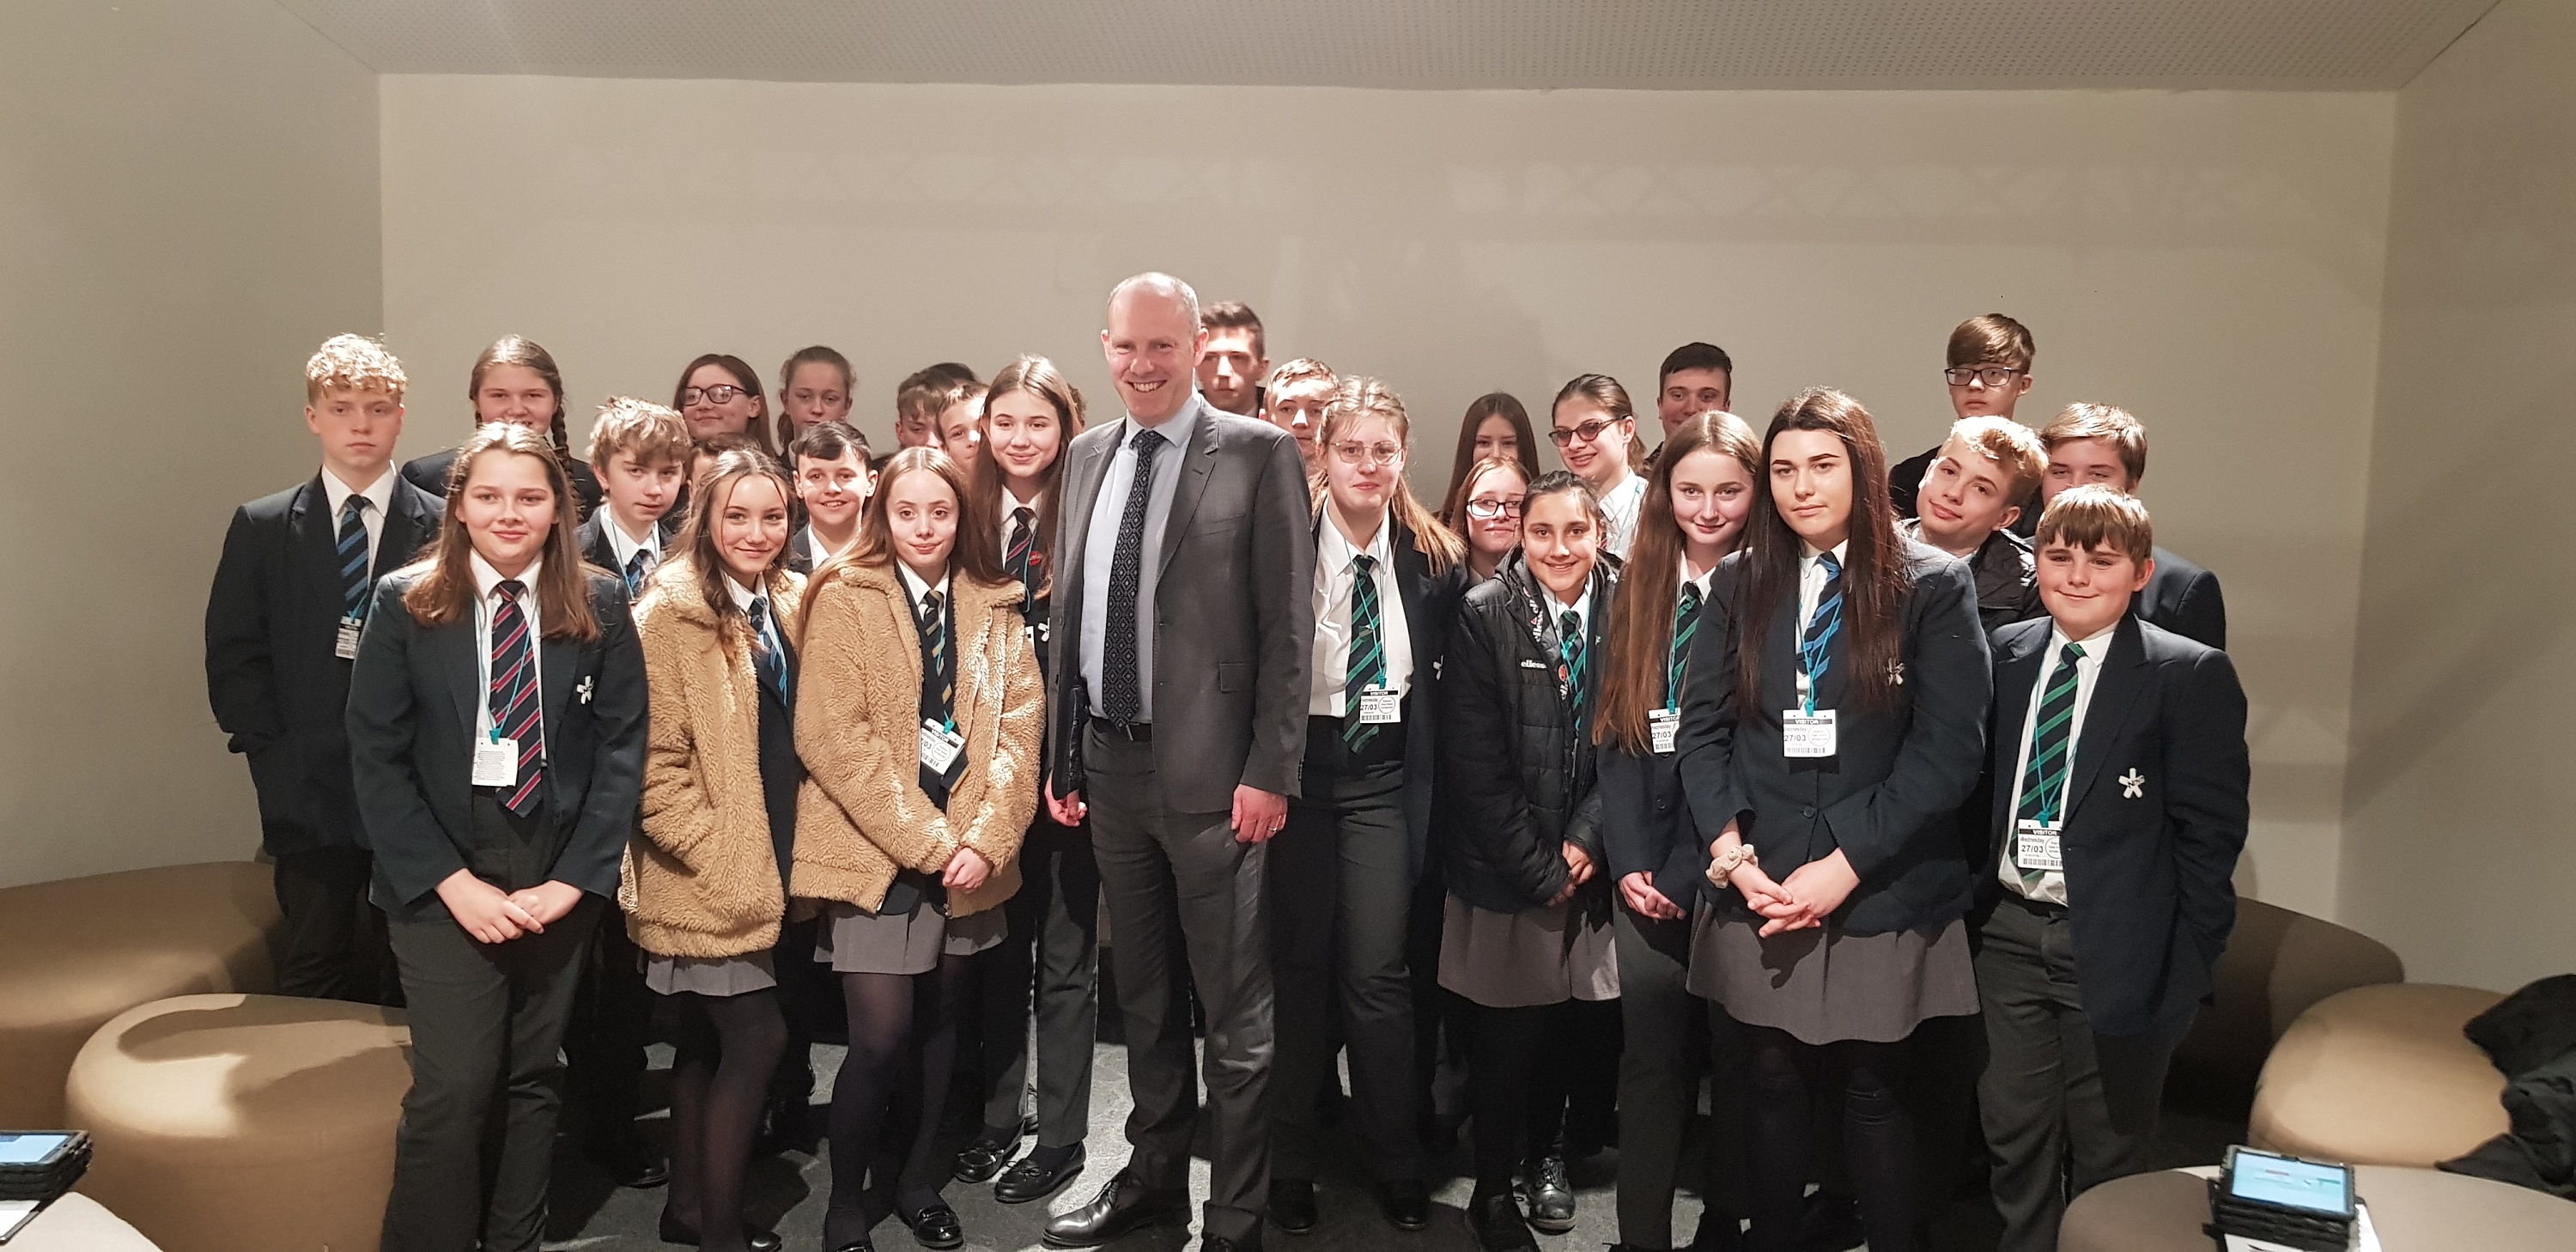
[1040,272,1315,1252]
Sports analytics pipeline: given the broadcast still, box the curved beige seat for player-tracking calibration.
[0,862,279,1127]
[9,1193,164,1251]
[2250,982,2509,1167]
[67,994,410,1252]
[2062,1164,2576,1251]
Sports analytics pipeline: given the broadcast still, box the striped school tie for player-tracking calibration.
[1344,553,1384,751]
[919,590,952,722]
[1669,581,1703,706]
[336,495,373,621]
[1799,551,1844,711]
[1005,506,1037,602]
[2014,641,2086,890]
[623,548,653,604]
[489,580,545,816]
[747,594,788,702]
[1559,609,1589,729]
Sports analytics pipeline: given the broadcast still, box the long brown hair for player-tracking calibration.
[805,448,1005,636]
[468,336,574,463]
[1311,377,1465,576]
[968,355,1088,597]
[672,353,777,458]
[1441,392,1539,526]
[671,449,799,653]
[399,424,601,641]
[1735,387,1907,712]
[1595,411,1759,751]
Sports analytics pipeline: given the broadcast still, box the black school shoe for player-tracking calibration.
[994,1142,1085,1204]
[1268,1178,1317,1234]
[1378,1177,1431,1231]
[951,1121,1024,1184]
[1518,1152,1576,1233]
[899,1200,964,1250]
[1467,1193,1539,1252]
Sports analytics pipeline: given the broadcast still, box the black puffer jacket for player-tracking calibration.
[1437,553,1617,915]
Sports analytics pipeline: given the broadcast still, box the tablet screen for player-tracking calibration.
[2228,1150,2353,1217]
[0,1134,69,1166]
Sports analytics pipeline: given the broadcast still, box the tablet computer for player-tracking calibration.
[2222,1146,2356,1220]
[0,1137,72,1170]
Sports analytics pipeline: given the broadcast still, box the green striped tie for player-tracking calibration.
[2014,641,2086,890]
[1344,553,1385,751]
[1669,582,1703,708]
[1559,609,1589,729]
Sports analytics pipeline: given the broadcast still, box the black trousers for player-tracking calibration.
[1084,725,1273,1244]
[969,811,1103,1147]
[1614,907,1747,1249]
[1977,896,2179,1252]
[382,888,601,1252]
[273,845,393,1002]
[1271,747,1422,1183]
[562,901,653,1151]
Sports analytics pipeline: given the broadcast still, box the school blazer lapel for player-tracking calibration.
[431,613,483,744]
[288,477,341,617]
[2060,614,2148,817]
[540,629,581,768]
[383,480,441,575]
[1394,522,1437,668]
[1156,403,1220,578]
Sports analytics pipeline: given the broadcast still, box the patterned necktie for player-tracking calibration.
[2014,641,2087,890]
[747,594,787,701]
[489,580,545,816]
[623,547,653,604]
[1344,553,1385,751]
[1669,581,1703,708]
[918,588,956,805]
[1558,608,1589,728]
[1101,426,1163,725]
[337,495,373,622]
[1800,551,1844,713]
[1006,506,1037,600]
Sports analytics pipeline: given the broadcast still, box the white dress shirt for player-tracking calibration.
[319,465,397,574]
[1309,507,1413,716]
[896,561,952,630]
[1598,471,1648,558]
[1542,580,1593,646]
[470,551,545,754]
[1078,395,1203,723]
[724,572,785,658]
[2000,620,2117,905]
[999,489,1042,551]
[604,512,662,577]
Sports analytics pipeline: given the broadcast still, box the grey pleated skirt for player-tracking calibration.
[1437,894,1621,1009]
[815,901,1007,975]
[646,950,779,996]
[1686,904,1977,1045]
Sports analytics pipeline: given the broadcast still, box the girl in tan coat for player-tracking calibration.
[624,451,802,1252]
[795,447,1042,1252]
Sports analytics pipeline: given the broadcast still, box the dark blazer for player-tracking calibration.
[1315,513,1472,879]
[403,445,605,518]
[204,473,443,857]
[1978,614,2249,1038]
[345,568,648,915]
[1045,398,1316,812]
[574,511,678,590]
[2136,546,2225,651]
[1437,554,1615,915]
[1600,579,1710,910]
[1675,540,1993,934]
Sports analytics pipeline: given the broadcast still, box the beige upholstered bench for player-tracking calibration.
[0,862,280,1127]
[2249,982,2510,1167]
[7,1193,164,1251]
[2062,1164,2576,1250]
[66,994,410,1252]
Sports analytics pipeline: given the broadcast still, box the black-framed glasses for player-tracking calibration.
[1330,441,1403,467]
[1943,366,2021,387]
[1464,498,1524,520]
[1546,418,1619,447]
[682,384,748,405]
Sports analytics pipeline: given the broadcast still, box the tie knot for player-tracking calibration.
[747,595,768,624]
[1680,582,1702,610]
[1816,550,1842,579]
[341,495,372,519]
[1353,553,1376,576]
[1561,609,1580,636]
[1128,425,1164,454]
[1012,506,1035,526]
[497,579,526,602]
[922,590,943,618]
[2061,641,2086,664]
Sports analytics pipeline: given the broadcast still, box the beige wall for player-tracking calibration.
[383,76,2392,919]
[0,1,380,884]
[2344,0,2576,988]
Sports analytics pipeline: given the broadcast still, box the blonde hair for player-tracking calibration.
[2038,403,2149,486]
[586,396,692,471]
[1265,357,1335,396]
[1947,416,2047,503]
[306,334,407,403]
[2036,484,2154,563]
[1313,377,1465,576]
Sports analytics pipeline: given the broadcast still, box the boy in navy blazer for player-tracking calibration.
[205,334,440,1002]
[1974,485,2249,1252]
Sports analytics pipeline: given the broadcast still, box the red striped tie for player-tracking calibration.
[489,580,545,815]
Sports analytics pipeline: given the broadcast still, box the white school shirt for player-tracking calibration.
[1542,581,1593,647]
[800,525,857,566]
[604,513,662,578]
[1795,541,1850,708]
[723,574,784,658]
[1598,471,1648,558]
[470,551,545,754]
[1309,507,1414,716]
[319,465,396,574]
[896,562,952,631]
[998,489,1042,551]
[1999,620,2117,906]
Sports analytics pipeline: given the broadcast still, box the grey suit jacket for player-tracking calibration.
[1046,399,1316,813]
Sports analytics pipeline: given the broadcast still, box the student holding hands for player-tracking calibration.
[346,422,647,1252]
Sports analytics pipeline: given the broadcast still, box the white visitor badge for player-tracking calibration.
[335,615,363,659]
[1649,708,1680,756]
[1782,708,1837,758]
[1358,686,1402,726]
[920,720,965,776]
[471,736,519,788]
[2014,819,2065,872]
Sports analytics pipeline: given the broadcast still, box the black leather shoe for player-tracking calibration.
[952,1125,1023,1184]
[993,1143,1085,1204]
[1467,1193,1538,1252]
[1377,1178,1431,1231]
[1521,1154,1575,1234]
[1268,1178,1317,1235]
[1797,1191,1864,1252]
[1042,1172,1188,1248]
[600,1137,671,1189]
[655,1211,781,1252]
[900,1201,964,1250]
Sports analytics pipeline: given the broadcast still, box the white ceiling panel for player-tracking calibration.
[273,0,2498,90]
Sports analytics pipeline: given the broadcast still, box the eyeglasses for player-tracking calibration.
[1330,441,1402,467]
[1463,498,1524,520]
[1943,366,2021,387]
[681,385,748,406]
[1547,418,1620,447]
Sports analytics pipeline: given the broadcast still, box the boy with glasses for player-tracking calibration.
[1891,314,2037,521]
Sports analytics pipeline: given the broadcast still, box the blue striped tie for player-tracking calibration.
[623,547,652,604]
[1800,552,1843,713]
[489,580,545,816]
[2014,641,2086,890]
[336,495,373,621]
[1344,553,1385,751]
[748,594,788,702]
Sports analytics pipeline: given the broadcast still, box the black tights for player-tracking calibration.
[1466,1000,1582,1199]
[824,955,968,1249]
[667,988,789,1252]
[1743,1025,1917,1252]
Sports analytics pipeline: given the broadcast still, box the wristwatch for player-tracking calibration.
[1705,842,1759,886]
